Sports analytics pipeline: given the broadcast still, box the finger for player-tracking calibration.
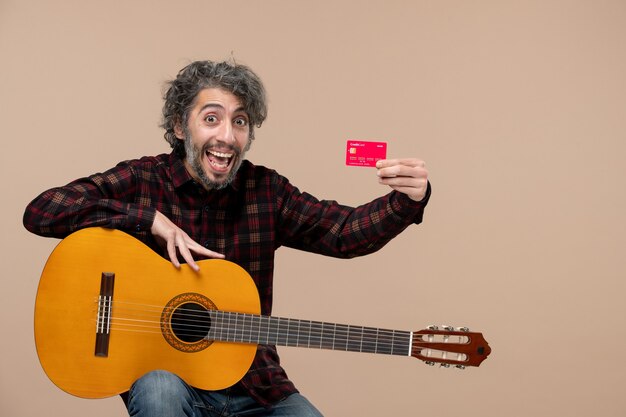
[378,175,427,188]
[166,237,181,269]
[186,242,226,260]
[201,249,226,259]
[175,235,203,272]
[378,165,428,181]
[179,238,226,271]
[376,159,426,179]
[379,176,428,201]
[376,158,425,169]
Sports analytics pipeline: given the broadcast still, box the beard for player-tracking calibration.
[183,133,251,190]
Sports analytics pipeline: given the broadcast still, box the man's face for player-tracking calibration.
[176,88,252,190]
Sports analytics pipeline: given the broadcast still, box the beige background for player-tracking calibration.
[2,1,625,416]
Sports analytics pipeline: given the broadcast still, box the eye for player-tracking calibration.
[234,117,248,127]
[204,115,218,124]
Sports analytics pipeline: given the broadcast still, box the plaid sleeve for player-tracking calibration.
[275,174,430,258]
[23,162,156,238]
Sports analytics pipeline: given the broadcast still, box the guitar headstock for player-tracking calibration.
[412,325,491,369]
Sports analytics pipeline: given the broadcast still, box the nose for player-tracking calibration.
[216,120,235,144]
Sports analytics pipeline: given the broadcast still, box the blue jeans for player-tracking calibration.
[125,370,324,417]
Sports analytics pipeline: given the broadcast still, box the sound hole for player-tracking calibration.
[161,293,215,352]
[171,302,211,343]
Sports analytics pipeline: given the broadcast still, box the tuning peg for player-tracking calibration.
[440,363,451,368]
[425,361,436,366]
[455,365,466,370]
[457,327,469,332]
[443,325,454,331]
[427,325,438,330]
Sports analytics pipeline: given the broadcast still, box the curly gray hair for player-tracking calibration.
[161,60,267,156]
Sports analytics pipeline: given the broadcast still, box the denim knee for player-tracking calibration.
[135,370,187,393]
[127,370,196,416]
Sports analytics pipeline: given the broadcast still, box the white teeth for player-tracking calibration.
[210,160,228,168]
[208,150,233,158]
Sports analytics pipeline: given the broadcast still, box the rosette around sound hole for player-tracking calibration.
[161,293,217,353]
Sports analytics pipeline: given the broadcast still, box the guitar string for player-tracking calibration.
[102,299,413,341]
[111,317,408,347]
[104,314,409,350]
[100,313,459,360]
[100,324,461,361]
[99,299,463,347]
[96,299,415,352]
[96,301,465,359]
[100,301,461,350]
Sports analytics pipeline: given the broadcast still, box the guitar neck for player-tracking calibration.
[206,310,412,356]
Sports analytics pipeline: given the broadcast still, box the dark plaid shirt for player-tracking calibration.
[23,152,430,406]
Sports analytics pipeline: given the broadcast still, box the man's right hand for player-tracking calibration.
[150,211,225,272]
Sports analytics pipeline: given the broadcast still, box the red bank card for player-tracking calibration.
[345,140,387,167]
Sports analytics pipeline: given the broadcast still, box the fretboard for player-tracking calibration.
[206,310,412,356]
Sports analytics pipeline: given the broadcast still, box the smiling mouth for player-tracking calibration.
[206,149,234,171]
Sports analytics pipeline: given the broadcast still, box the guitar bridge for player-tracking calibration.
[95,272,115,357]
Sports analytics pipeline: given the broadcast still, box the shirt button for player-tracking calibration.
[203,206,210,212]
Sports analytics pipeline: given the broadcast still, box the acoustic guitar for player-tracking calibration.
[34,227,491,398]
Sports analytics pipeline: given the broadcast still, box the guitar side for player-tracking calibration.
[34,227,260,398]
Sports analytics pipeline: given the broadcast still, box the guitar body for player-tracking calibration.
[34,227,260,398]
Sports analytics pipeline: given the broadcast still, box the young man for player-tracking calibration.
[24,60,430,416]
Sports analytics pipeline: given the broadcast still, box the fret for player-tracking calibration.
[241,314,249,342]
[391,331,396,355]
[284,318,292,347]
[242,313,251,343]
[220,313,232,341]
[314,322,330,349]
[297,319,310,347]
[256,316,263,341]
[258,315,269,344]
[346,325,361,352]
[285,318,294,347]
[334,323,348,351]
[375,328,394,355]
[233,312,241,342]
[267,315,276,344]
[288,318,297,346]
[288,318,297,347]
[263,315,271,344]
[220,311,230,342]
[295,319,301,347]
[274,317,283,346]
[248,314,257,344]
[307,320,321,348]
[226,311,233,342]
[319,322,332,350]
[220,311,227,341]
[236,313,244,343]
[232,312,239,342]
[361,326,380,354]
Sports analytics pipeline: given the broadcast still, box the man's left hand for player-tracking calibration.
[376,158,429,202]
